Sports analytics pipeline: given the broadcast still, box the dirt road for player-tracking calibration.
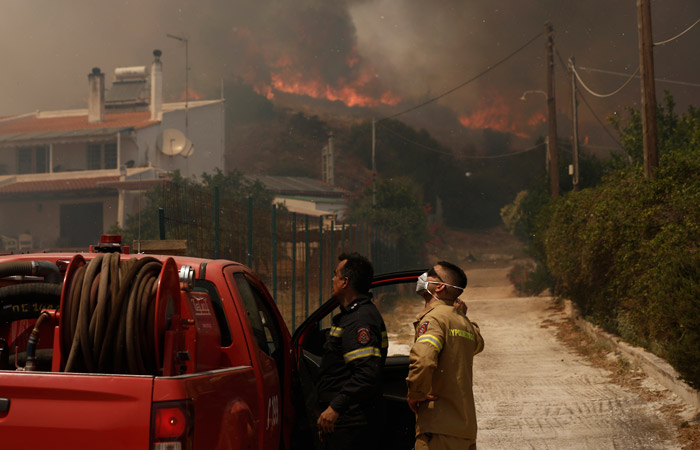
[415,228,690,449]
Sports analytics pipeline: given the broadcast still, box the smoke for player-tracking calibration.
[1,0,699,148]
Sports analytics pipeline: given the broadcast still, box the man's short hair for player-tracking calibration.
[437,260,467,289]
[339,252,374,294]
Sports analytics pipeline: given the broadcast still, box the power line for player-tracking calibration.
[578,66,700,89]
[377,121,546,159]
[571,63,640,98]
[459,142,546,159]
[380,31,544,122]
[554,48,623,150]
[654,18,700,46]
[576,90,624,150]
[376,122,452,155]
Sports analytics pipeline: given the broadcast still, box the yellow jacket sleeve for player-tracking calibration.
[406,314,445,399]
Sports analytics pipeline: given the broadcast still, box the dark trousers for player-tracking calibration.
[320,423,380,450]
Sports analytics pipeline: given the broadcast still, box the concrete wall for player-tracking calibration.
[147,101,226,178]
[0,195,118,249]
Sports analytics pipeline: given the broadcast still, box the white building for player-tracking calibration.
[244,175,348,222]
[0,50,225,250]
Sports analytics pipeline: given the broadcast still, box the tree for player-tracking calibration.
[113,169,274,248]
[346,177,428,267]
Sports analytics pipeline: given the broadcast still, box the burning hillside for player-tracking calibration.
[230,22,400,109]
[458,93,547,138]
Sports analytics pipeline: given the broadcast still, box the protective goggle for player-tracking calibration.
[426,267,464,291]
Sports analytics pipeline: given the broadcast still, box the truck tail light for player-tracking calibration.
[151,400,193,450]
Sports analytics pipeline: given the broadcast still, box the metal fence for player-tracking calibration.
[157,183,398,331]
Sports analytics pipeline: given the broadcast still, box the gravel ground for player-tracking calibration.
[470,293,683,449]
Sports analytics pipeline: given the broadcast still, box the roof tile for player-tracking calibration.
[0,176,120,194]
[0,111,156,136]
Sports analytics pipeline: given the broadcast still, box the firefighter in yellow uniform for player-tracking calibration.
[406,261,484,450]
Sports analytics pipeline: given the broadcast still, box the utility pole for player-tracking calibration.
[637,0,658,178]
[569,57,580,191]
[371,119,377,208]
[322,133,335,185]
[545,22,559,198]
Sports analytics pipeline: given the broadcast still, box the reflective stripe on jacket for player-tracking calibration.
[317,295,388,419]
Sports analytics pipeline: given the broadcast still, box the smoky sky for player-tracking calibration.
[1,0,699,148]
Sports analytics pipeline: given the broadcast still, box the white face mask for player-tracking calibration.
[415,272,430,294]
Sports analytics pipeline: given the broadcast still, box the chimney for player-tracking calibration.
[88,67,104,123]
[150,49,163,121]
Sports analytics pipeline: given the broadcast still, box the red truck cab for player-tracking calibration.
[0,238,295,450]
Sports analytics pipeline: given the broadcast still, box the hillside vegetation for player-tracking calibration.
[224,80,551,231]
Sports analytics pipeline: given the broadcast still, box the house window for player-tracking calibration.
[87,142,118,170]
[17,148,32,174]
[104,143,117,169]
[87,144,102,170]
[35,147,47,173]
[16,146,49,174]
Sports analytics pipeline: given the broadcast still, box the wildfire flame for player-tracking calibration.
[232,28,399,108]
[179,87,204,102]
[459,93,547,138]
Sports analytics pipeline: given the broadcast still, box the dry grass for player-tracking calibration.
[547,303,700,450]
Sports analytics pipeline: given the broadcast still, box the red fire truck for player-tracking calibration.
[0,236,416,449]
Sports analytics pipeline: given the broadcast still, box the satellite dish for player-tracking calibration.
[159,129,192,157]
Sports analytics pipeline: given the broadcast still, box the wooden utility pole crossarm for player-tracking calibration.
[637,0,659,178]
[546,22,559,199]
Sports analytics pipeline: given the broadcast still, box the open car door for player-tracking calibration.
[291,270,424,450]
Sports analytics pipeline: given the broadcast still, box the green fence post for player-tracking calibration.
[304,214,310,319]
[329,220,335,272]
[272,204,277,302]
[341,223,345,252]
[349,221,354,252]
[329,220,335,321]
[247,197,253,268]
[358,217,363,255]
[158,208,165,240]
[214,187,220,259]
[292,213,297,331]
[319,216,323,307]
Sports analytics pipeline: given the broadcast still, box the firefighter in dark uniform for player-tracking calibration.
[316,252,387,450]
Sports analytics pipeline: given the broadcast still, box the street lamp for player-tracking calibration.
[166,33,189,138]
[520,89,547,102]
[520,89,550,174]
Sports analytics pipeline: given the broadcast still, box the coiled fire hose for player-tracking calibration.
[0,261,62,322]
[63,255,165,375]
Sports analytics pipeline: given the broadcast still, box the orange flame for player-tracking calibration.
[527,112,546,127]
[459,92,548,138]
[179,86,204,102]
[232,27,400,108]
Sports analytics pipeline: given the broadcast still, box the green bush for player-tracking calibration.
[507,261,552,296]
[538,94,700,388]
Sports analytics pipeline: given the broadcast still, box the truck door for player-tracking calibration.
[228,271,283,450]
